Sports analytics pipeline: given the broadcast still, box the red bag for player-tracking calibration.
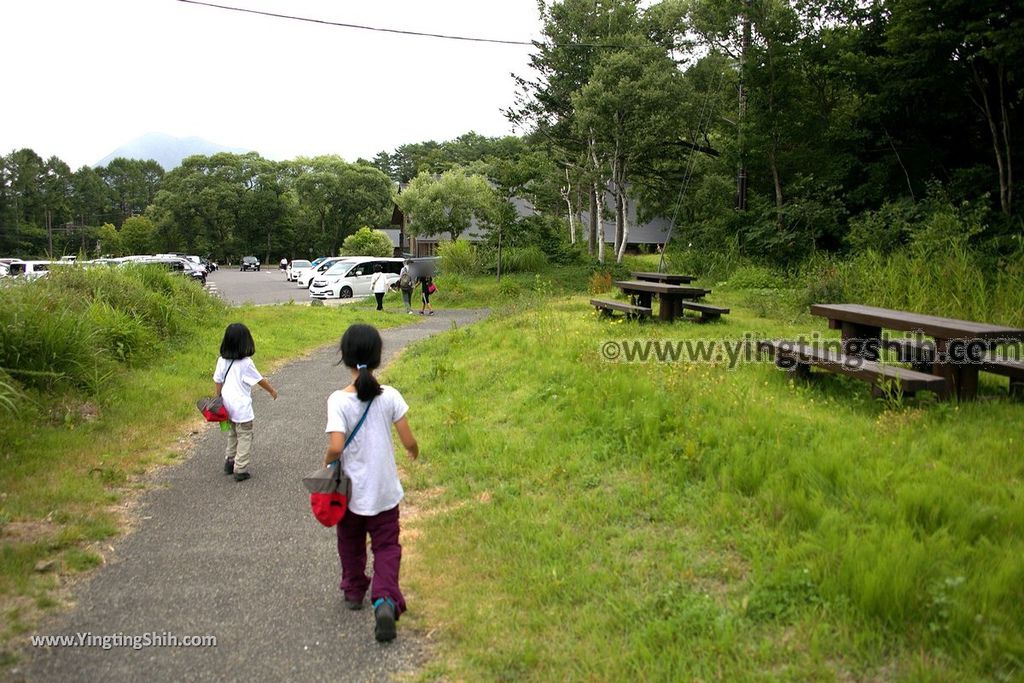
[310,489,348,527]
[196,396,229,422]
[302,398,372,527]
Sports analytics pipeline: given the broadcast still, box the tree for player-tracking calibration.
[95,222,122,256]
[120,215,155,255]
[340,227,395,256]
[291,156,393,256]
[574,40,689,262]
[397,169,498,242]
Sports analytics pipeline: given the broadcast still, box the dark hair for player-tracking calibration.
[374,264,382,272]
[339,324,383,401]
[220,322,255,360]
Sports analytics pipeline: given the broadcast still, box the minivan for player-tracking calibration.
[309,257,403,299]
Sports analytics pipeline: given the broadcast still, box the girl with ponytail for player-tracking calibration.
[322,323,419,643]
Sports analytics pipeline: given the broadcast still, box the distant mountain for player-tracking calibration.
[94,133,250,170]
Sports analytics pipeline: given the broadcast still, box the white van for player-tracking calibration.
[309,257,403,299]
[9,260,54,280]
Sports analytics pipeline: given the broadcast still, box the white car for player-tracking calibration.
[9,260,54,280]
[296,257,350,289]
[287,259,312,282]
[309,257,403,299]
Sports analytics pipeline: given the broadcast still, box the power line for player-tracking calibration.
[176,0,639,49]
[177,0,536,46]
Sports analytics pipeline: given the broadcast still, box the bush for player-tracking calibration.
[0,265,223,395]
[341,227,395,257]
[499,246,548,273]
[438,240,482,275]
[588,271,613,294]
[728,264,783,289]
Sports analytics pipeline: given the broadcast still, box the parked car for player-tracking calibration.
[296,257,350,289]
[129,258,207,285]
[309,257,403,299]
[286,259,313,282]
[9,260,53,280]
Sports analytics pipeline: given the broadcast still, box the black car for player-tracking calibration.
[240,256,260,272]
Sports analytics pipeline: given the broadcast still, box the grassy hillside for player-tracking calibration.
[385,292,1022,681]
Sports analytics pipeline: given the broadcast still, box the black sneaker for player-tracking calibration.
[234,471,251,482]
[374,598,396,642]
[224,458,234,474]
[344,598,364,611]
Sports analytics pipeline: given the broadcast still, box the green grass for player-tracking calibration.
[383,291,1023,681]
[0,299,412,650]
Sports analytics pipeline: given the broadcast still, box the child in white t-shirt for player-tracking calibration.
[213,322,278,482]
[323,323,418,643]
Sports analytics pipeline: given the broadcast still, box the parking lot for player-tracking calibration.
[207,267,340,306]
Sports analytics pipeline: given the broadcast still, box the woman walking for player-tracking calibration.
[370,264,388,311]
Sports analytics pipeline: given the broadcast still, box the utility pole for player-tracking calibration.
[736,0,751,211]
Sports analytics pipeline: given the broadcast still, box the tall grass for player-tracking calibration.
[0,266,223,394]
[801,246,1024,326]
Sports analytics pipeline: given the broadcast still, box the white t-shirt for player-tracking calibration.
[213,356,263,423]
[324,386,409,516]
[371,271,388,294]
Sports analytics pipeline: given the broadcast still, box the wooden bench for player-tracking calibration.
[760,340,949,399]
[591,298,651,321]
[980,355,1024,397]
[881,338,935,372]
[679,302,729,322]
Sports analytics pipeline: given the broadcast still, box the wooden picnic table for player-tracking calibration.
[809,303,1024,400]
[614,280,709,322]
[631,271,696,285]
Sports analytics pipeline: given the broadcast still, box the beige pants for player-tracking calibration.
[226,421,254,472]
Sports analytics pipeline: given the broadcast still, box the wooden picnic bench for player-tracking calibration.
[613,280,711,322]
[979,355,1024,398]
[679,302,730,322]
[809,303,1024,400]
[591,298,651,321]
[631,271,696,285]
[760,340,949,399]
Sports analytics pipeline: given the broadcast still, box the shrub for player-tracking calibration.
[500,246,548,273]
[0,265,223,395]
[340,227,394,257]
[438,240,482,275]
[728,264,783,289]
[588,271,613,294]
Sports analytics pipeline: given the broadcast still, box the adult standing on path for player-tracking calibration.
[16,309,489,683]
[371,264,388,311]
[398,260,415,314]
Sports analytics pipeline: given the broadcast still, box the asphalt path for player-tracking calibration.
[207,268,320,306]
[15,308,488,683]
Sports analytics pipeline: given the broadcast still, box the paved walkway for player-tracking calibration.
[16,309,488,683]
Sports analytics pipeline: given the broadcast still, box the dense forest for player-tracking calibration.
[1,0,1021,267]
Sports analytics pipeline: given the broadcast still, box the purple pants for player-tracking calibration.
[336,504,406,616]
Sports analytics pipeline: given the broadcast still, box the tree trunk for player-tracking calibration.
[589,182,599,258]
[611,157,624,257]
[769,144,784,228]
[971,60,1012,216]
[615,185,630,263]
[563,167,576,245]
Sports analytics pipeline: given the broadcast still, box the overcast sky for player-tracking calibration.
[0,0,544,169]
